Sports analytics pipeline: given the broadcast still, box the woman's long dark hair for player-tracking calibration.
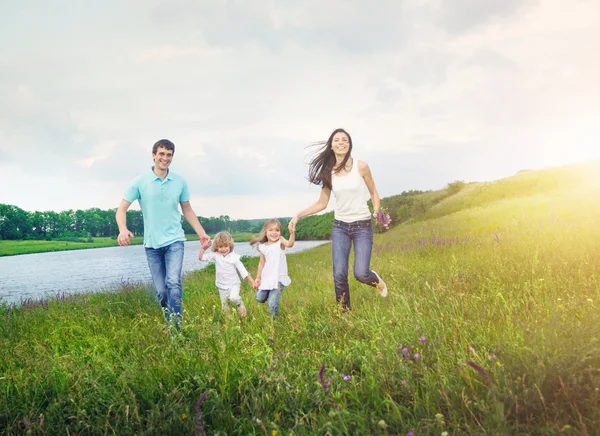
[307,128,353,190]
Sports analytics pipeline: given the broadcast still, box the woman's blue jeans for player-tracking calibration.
[332,219,378,310]
[145,240,184,327]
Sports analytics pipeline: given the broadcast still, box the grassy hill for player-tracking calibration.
[2,160,600,434]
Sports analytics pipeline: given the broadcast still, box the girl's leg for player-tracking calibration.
[332,221,352,310]
[218,287,230,311]
[228,285,246,316]
[267,283,284,317]
[255,289,269,304]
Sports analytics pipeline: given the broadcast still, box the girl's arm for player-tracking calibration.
[198,246,207,261]
[235,257,255,287]
[358,160,381,215]
[255,252,266,288]
[281,229,295,248]
[288,187,331,232]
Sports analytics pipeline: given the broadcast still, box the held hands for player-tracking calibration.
[254,277,261,289]
[117,230,134,246]
[200,233,211,248]
[288,216,298,233]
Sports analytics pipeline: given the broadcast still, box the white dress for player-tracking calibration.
[258,241,291,290]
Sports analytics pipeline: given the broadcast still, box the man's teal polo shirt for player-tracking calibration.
[123,168,190,249]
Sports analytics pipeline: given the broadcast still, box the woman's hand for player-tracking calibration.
[288,216,298,232]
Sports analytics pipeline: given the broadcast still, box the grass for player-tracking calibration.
[0,233,254,257]
[1,160,600,434]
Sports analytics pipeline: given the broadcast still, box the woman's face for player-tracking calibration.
[331,132,350,156]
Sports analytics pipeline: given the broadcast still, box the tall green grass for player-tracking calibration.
[1,161,600,434]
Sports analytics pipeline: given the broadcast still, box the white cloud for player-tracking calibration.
[0,0,598,218]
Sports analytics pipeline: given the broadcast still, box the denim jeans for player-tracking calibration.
[255,282,285,317]
[145,240,185,327]
[332,219,378,310]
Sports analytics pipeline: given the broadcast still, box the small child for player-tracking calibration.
[199,232,255,317]
[249,219,295,317]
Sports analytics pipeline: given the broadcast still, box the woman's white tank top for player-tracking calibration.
[331,159,371,223]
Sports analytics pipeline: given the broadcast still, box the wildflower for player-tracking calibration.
[195,391,208,435]
[342,374,351,381]
[496,361,502,367]
[378,420,387,429]
[272,431,278,436]
[407,432,414,436]
[419,336,426,343]
[336,349,341,354]
[401,380,407,386]
[181,414,187,419]
[467,361,496,394]
[319,364,330,395]
[442,432,449,436]
[435,413,444,423]
[489,353,497,360]
[401,348,410,358]
[375,208,392,231]
[414,353,420,360]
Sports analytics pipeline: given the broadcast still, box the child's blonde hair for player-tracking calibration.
[212,231,235,252]
[249,219,283,248]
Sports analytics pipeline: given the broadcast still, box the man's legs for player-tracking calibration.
[164,241,185,327]
[145,246,168,310]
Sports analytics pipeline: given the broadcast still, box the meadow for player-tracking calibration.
[0,233,255,257]
[1,161,600,434]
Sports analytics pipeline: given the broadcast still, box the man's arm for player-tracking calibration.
[180,201,211,246]
[116,200,134,246]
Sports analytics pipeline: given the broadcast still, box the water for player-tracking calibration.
[0,240,329,304]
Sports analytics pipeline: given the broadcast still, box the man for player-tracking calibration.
[116,139,211,328]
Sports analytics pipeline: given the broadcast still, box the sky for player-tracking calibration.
[1,0,599,219]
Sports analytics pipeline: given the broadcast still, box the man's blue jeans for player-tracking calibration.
[255,282,285,317]
[332,219,378,310]
[145,240,185,327]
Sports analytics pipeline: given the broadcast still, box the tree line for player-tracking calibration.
[1,183,466,241]
[0,204,283,241]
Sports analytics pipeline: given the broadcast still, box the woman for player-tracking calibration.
[288,128,388,310]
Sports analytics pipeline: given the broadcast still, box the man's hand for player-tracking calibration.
[117,230,134,246]
[200,233,211,247]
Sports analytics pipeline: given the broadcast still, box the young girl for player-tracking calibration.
[249,219,295,317]
[199,232,255,317]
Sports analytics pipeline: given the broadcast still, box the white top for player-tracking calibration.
[201,251,249,289]
[331,159,371,222]
[258,240,291,290]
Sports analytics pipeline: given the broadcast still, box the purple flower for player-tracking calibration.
[407,432,414,436]
[413,353,420,360]
[341,374,351,381]
[195,391,208,435]
[401,380,407,386]
[401,348,410,358]
[419,336,426,343]
[319,364,330,395]
[375,209,392,231]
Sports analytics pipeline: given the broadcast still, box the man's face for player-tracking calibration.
[152,146,173,171]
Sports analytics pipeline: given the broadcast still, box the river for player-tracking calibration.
[0,240,329,304]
